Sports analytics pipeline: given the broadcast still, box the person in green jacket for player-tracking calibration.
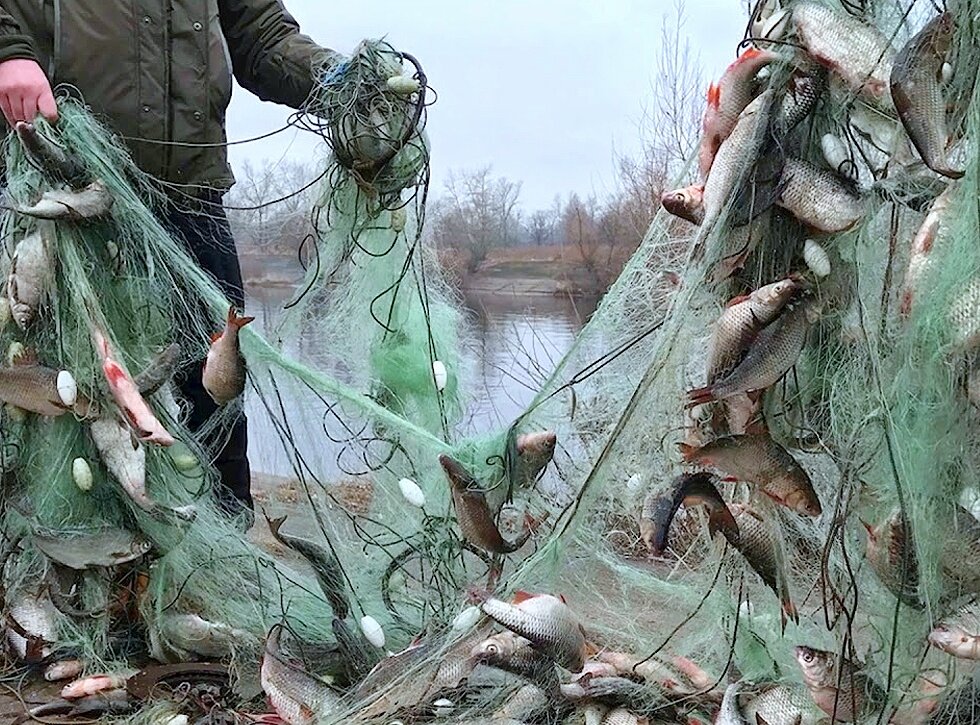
[0,0,339,524]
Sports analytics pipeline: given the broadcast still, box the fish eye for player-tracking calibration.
[803,652,814,662]
[486,643,498,654]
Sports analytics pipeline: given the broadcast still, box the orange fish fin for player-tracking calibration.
[726,294,751,308]
[10,347,37,365]
[557,593,568,604]
[739,47,764,62]
[512,590,537,604]
[706,82,720,108]
[685,386,717,408]
[228,305,256,329]
[210,332,222,343]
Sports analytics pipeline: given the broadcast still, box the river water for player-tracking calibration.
[243,284,595,478]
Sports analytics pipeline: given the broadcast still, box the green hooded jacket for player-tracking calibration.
[0,0,336,190]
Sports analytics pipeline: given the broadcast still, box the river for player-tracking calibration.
[243,283,595,479]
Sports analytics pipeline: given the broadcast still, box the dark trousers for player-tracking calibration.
[158,192,253,518]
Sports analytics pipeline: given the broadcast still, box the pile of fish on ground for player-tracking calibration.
[5,3,980,723]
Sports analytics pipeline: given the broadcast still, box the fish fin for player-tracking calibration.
[782,596,799,625]
[209,332,222,343]
[228,306,256,329]
[707,508,740,547]
[743,417,768,436]
[262,509,287,540]
[685,386,717,408]
[706,82,720,109]
[756,716,773,725]
[558,593,568,604]
[676,442,699,462]
[512,590,537,604]
[466,585,492,605]
[726,294,752,308]
[10,347,37,365]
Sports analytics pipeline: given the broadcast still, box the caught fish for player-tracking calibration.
[729,504,798,625]
[264,513,349,619]
[62,672,133,700]
[890,669,949,725]
[898,184,954,317]
[792,2,895,102]
[679,434,821,516]
[493,683,553,722]
[440,454,536,555]
[862,512,921,607]
[699,48,779,179]
[516,429,557,484]
[706,277,806,385]
[639,472,739,555]
[6,590,58,661]
[93,329,174,445]
[777,61,827,133]
[743,684,815,725]
[930,599,980,659]
[133,343,181,396]
[14,121,89,186]
[474,590,587,672]
[891,13,963,179]
[938,506,980,594]
[261,624,340,725]
[160,613,257,660]
[470,630,556,686]
[601,708,648,725]
[597,651,704,697]
[661,184,705,225]
[701,90,777,233]
[776,158,865,233]
[44,659,85,682]
[33,527,152,570]
[7,224,54,329]
[718,680,749,724]
[202,305,254,405]
[16,180,113,220]
[90,417,150,511]
[793,646,884,722]
[688,301,812,408]
[0,360,95,418]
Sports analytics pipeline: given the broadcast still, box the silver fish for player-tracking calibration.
[470,630,556,687]
[0,362,95,417]
[14,121,89,186]
[891,13,963,179]
[792,2,895,102]
[44,659,85,682]
[7,224,54,329]
[160,612,258,660]
[33,527,152,570]
[477,591,587,672]
[718,680,749,724]
[261,624,339,725]
[7,590,59,662]
[89,417,150,511]
[743,684,815,725]
[898,183,955,317]
[16,180,113,220]
[729,503,798,626]
[793,646,884,722]
[701,90,776,234]
[776,158,865,233]
[661,183,705,225]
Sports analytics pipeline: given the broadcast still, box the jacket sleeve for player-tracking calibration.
[0,5,39,65]
[218,0,339,109]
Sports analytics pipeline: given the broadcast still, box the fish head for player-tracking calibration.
[660,185,704,224]
[927,620,961,650]
[438,454,478,491]
[469,632,518,664]
[516,430,557,456]
[793,645,834,687]
[790,490,822,517]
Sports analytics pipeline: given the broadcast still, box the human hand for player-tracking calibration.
[0,59,58,127]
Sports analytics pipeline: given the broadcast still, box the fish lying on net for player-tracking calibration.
[792,646,886,722]
[891,12,963,179]
[775,158,866,233]
[862,511,922,607]
[261,624,340,725]
[728,503,797,626]
[32,527,152,570]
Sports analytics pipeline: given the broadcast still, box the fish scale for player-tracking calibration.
[891,13,963,179]
[728,504,797,624]
[792,2,895,102]
[679,434,821,517]
[706,277,804,384]
[261,625,339,725]
[479,593,586,672]
[776,158,866,233]
[743,684,816,725]
[639,472,738,555]
[930,599,980,659]
[793,646,885,722]
[690,301,811,406]
[863,512,921,607]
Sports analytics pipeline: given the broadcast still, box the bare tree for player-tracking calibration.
[226,159,320,256]
[430,167,522,272]
[526,208,556,247]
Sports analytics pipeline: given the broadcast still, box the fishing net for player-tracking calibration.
[1,6,979,723]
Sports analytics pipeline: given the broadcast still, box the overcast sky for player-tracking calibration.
[225,0,747,211]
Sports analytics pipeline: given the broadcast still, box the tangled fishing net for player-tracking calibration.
[3,6,980,723]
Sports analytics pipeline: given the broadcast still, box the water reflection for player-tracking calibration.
[244,284,594,478]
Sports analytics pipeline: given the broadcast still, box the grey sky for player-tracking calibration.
[226,0,747,211]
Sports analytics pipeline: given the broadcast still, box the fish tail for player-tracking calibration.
[228,305,256,329]
[782,594,799,625]
[685,386,717,408]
